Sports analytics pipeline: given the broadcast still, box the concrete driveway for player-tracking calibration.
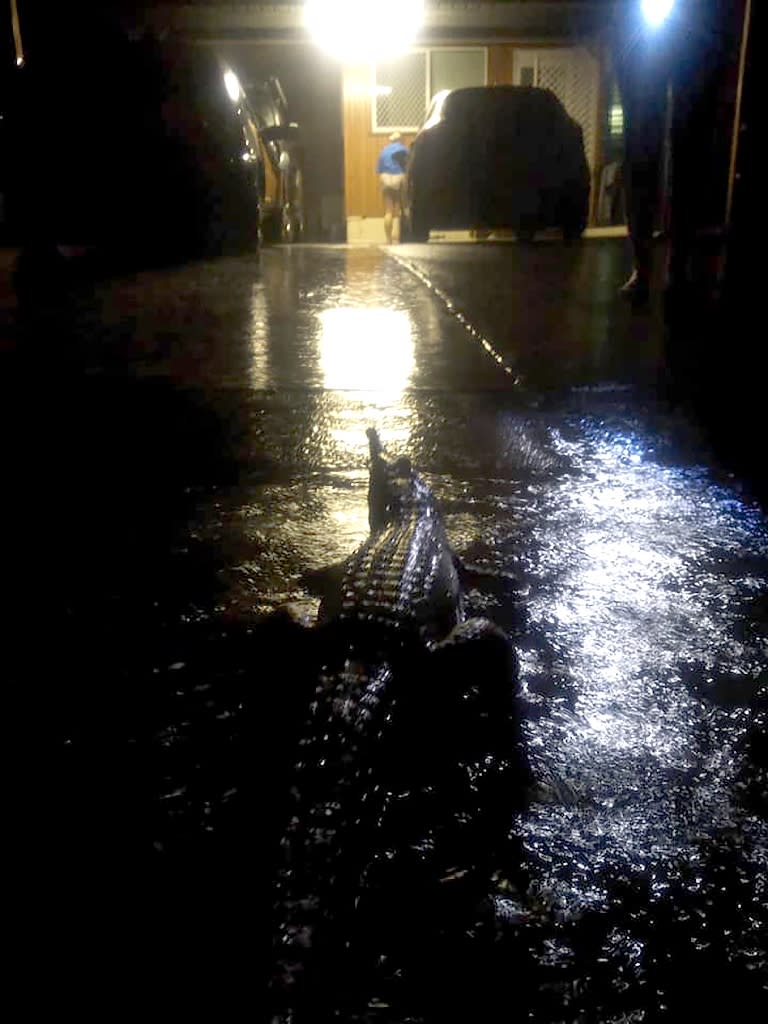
[3,240,765,1021]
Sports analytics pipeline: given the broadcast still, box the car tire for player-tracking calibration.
[559,194,587,243]
[562,221,585,243]
[261,211,281,245]
[561,208,586,243]
[281,206,303,244]
[280,208,293,243]
[406,207,429,243]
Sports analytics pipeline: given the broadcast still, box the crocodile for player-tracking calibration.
[270,429,529,1018]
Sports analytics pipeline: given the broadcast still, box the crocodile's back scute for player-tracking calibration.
[340,504,461,643]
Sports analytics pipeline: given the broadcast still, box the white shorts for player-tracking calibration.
[379,172,405,198]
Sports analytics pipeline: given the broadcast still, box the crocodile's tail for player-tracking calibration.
[271,658,395,1015]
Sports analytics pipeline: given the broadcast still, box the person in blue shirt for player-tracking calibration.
[377,132,409,244]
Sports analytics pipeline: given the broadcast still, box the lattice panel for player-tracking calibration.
[564,48,599,171]
[375,51,427,130]
[516,47,599,171]
[538,58,569,112]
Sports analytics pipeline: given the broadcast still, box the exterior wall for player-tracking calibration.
[487,44,517,85]
[343,41,604,235]
[342,62,418,230]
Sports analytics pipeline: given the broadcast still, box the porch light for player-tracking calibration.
[641,0,674,28]
[304,0,425,61]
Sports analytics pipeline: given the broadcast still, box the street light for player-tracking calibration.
[641,0,675,28]
[304,0,425,61]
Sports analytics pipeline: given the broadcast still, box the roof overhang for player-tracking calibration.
[136,3,615,44]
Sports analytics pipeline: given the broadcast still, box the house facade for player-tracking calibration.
[344,39,606,241]
[135,2,621,241]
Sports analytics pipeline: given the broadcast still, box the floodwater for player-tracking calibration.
[4,243,766,1019]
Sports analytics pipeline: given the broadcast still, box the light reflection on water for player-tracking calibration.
[45,244,766,1011]
[240,290,419,607]
[118,247,768,1009]
[247,281,271,389]
[510,421,767,909]
[318,306,416,507]
[226,248,768,919]
[90,245,766,1019]
[318,307,415,395]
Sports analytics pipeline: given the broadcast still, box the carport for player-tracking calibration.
[120,2,625,243]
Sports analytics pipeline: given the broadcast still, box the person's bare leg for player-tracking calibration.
[383,193,394,245]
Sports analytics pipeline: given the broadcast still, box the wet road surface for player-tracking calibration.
[4,242,766,1019]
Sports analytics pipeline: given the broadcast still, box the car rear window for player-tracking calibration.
[441,86,566,125]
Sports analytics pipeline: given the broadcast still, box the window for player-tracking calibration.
[608,84,624,137]
[609,103,624,137]
[374,51,427,133]
[430,50,485,98]
[373,48,486,132]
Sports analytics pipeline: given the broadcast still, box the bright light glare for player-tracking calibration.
[305,0,424,61]
[424,90,451,130]
[641,0,674,28]
[223,70,241,103]
[319,308,414,392]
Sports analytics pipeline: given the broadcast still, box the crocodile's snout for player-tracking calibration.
[367,429,414,532]
[366,427,382,458]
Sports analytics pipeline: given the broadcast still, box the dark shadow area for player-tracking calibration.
[661,1,765,507]
[397,238,667,392]
[1,354,313,1013]
[2,6,261,297]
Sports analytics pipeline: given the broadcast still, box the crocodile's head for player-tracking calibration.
[366,428,421,532]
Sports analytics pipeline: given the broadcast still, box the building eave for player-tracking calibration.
[137,3,614,43]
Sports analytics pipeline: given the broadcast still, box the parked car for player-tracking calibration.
[3,10,262,290]
[231,75,305,244]
[403,85,591,242]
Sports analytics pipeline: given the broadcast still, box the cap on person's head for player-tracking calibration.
[388,131,401,143]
